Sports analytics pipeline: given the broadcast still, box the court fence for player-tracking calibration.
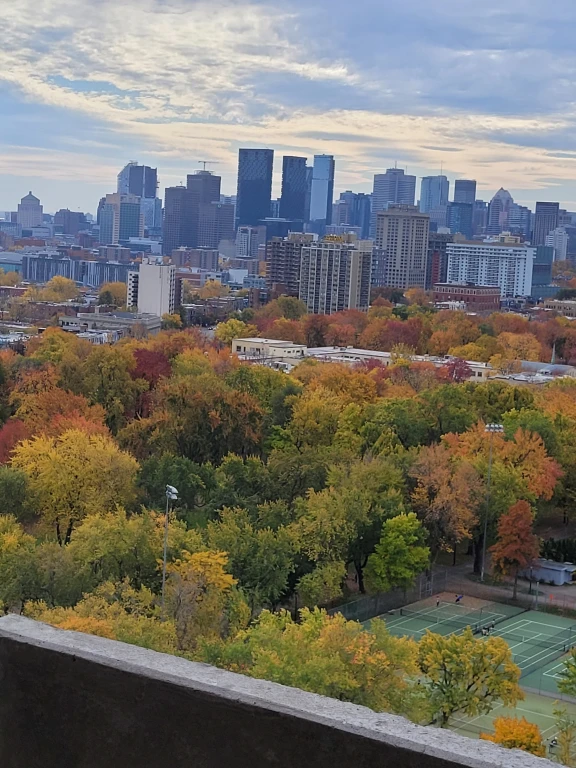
[327,569,448,623]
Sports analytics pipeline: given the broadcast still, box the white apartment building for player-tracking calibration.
[545,227,569,261]
[446,241,535,297]
[127,259,176,317]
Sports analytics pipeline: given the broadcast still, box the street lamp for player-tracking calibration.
[161,484,179,617]
[481,424,504,583]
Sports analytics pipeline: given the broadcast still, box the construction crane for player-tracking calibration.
[197,160,220,171]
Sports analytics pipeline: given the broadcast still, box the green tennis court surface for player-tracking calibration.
[450,691,576,753]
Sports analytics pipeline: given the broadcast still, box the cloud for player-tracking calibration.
[3,0,576,210]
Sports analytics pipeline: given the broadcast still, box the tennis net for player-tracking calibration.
[495,625,576,653]
[398,601,527,632]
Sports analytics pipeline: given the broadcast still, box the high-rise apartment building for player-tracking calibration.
[236,149,274,226]
[371,168,416,237]
[454,180,477,205]
[545,227,569,261]
[279,156,307,221]
[507,204,532,239]
[533,202,560,246]
[446,241,535,297]
[447,202,473,239]
[17,192,43,229]
[299,237,372,314]
[308,155,335,234]
[420,176,449,213]
[373,205,429,288]
[266,232,315,297]
[127,259,177,317]
[99,193,143,245]
[486,189,514,235]
[236,226,264,259]
[426,232,453,288]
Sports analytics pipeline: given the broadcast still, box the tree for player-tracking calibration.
[98,282,126,307]
[365,513,429,592]
[215,318,257,346]
[0,515,38,612]
[81,345,145,432]
[199,281,229,299]
[480,717,545,757]
[12,387,107,436]
[26,581,178,654]
[26,327,92,365]
[12,429,139,545]
[275,296,307,320]
[161,313,183,330]
[166,550,249,652]
[490,501,540,599]
[207,507,297,608]
[558,649,576,699]
[198,609,426,720]
[554,706,576,767]
[418,627,522,726]
[443,357,472,383]
[0,420,29,463]
[28,276,80,302]
[296,561,346,608]
[0,466,33,522]
[410,444,483,560]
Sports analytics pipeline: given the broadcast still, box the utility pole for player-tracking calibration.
[161,484,179,618]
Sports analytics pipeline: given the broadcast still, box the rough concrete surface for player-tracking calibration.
[0,615,555,767]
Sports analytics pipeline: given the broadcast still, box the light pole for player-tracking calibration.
[481,424,504,583]
[161,484,179,617]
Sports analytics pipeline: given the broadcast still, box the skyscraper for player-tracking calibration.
[17,192,43,229]
[373,205,429,288]
[533,202,560,246]
[117,163,160,230]
[299,237,372,314]
[371,168,416,237]
[545,227,568,261]
[486,189,514,235]
[280,156,307,221]
[99,193,143,245]
[117,162,158,199]
[236,149,274,226]
[454,180,477,205]
[308,155,335,234]
[420,176,449,213]
[163,186,193,255]
[508,204,532,239]
[447,202,473,239]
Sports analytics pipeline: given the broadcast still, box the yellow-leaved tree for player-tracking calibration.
[12,429,139,545]
[418,627,522,726]
[481,716,545,757]
[166,550,250,652]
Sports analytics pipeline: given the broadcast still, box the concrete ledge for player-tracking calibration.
[0,615,554,767]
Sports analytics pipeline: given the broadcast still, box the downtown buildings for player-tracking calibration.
[445,241,535,297]
[373,205,430,289]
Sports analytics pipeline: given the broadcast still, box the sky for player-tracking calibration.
[3,0,576,214]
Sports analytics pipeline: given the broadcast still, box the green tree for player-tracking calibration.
[0,466,33,523]
[207,506,297,607]
[365,513,429,592]
[418,627,522,726]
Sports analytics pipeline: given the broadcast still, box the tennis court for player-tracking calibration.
[451,690,576,752]
[372,593,527,640]
[491,611,576,695]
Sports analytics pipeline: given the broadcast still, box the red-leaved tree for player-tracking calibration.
[490,500,540,599]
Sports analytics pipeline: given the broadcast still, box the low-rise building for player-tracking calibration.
[433,283,501,312]
[544,299,576,318]
[232,337,307,361]
[60,310,162,337]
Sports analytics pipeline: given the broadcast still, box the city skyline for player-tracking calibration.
[3,1,576,211]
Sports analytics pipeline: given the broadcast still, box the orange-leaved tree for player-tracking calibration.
[481,716,545,757]
[490,500,540,599]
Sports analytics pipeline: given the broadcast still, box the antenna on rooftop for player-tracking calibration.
[197,161,220,171]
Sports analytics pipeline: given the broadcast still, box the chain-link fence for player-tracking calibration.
[327,570,448,623]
